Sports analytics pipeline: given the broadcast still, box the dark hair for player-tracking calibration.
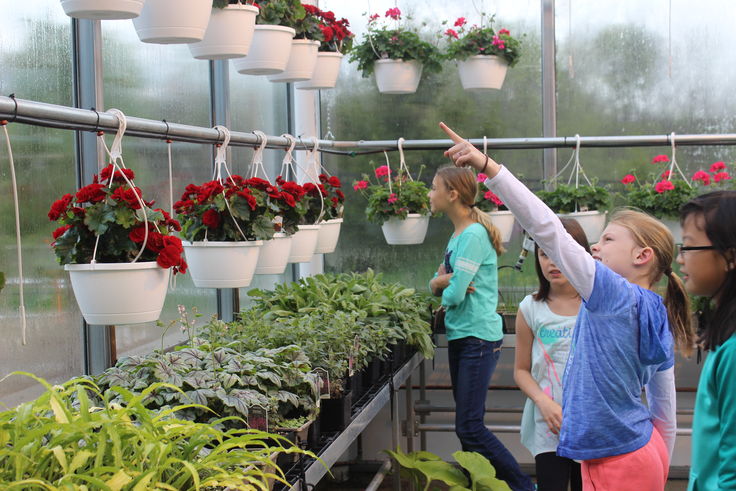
[533,218,591,302]
[680,191,736,351]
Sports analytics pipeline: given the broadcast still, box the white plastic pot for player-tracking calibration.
[183,240,262,288]
[60,0,144,19]
[133,0,212,44]
[381,214,429,245]
[487,210,515,243]
[560,210,607,243]
[314,218,343,254]
[188,4,259,60]
[268,39,320,83]
[288,225,320,263]
[64,262,170,325]
[373,59,423,94]
[255,233,292,275]
[295,52,344,90]
[232,25,296,75]
[661,218,683,244]
[457,55,509,90]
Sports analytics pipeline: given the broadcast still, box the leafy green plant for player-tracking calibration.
[536,182,609,214]
[307,6,354,53]
[256,0,305,28]
[619,172,696,219]
[443,16,522,66]
[294,3,325,41]
[0,372,311,490]
[353,164,431,225]
[386,448,511,491]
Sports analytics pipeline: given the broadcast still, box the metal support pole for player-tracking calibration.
[365,461,393,491]
[392,379,401,491]
[418,360,427,451]
[541,0,558,187]
[404,374,414,453]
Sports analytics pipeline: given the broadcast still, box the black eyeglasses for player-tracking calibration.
[677,245,717,255]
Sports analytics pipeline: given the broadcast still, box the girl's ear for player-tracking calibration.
[448,188,459,203]
[634,246,655,267]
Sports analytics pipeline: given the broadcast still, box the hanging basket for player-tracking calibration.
[183,240,263,288]
[560,210,607,243]
[381,214,429,245]
[255,233,293,275]
[487,210,515,243]
[133,0,212,44]
[288,225,321,263]
[457,55,509,90]
[64,262,170,325]
[188,4,259,60]
[373,59,423,94]
[60,0,144,19]
[314,218,343,254]
[232,24,296,75]
[295,52,344,90]
[268,39,321,83]
[660,217,683,244]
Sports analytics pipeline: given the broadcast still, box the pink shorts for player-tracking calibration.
[581,427,669,491]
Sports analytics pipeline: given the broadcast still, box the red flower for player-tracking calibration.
[237,191,258,211]
[328,176,341,188]
[353,180,369,191]
[498,28,510,36]
[197,181,225,202]
[445,29,459,39]
[99,164,135,183]
[661,170,673,179]
[157,208,182,232]
[484,190,504,206]
[282,193,296,207]
[620,174,636,185]
[322,10,336,22]
[387,193,398,204]
[280,181,306,199]
[710,161,726,173]
[75,183,106,204]
[157,244,184,270]
[385,7,401,19]
[319,24,334,42]
[174,199,194,214]
[651,154,670,164]
[454,17,466,27]
[48,193,73,221]
[52,224,71,240]
[128,224,151,243]
[714,171,731,183]
[110,186,143,209]
[654,180,675,193]
[202,209,221,229]
[246,177,271,191]
[375,165,391,178]
[692,170,711,185]
[331,197,339,207]
[335,189,345,200]
[303,4,320,15]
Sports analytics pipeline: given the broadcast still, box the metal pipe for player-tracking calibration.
[541,0,558,185]
[418,360,427,451]
[365,460,393,491]
[413,404,695,416]
[415,424,693,436]
[405,373,414,454]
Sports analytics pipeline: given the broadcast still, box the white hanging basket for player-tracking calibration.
[457,55,509,90]
[381,214,429,245]
[660,217,683,244]
[232,24,296,75]
[64,262,170,325]
[183,240,262,288]
[288,224,321,263]
[133,0,212,44]
[315,218,343,254]
[295,52,344,90]
[268,39,321,83]
[487,210,515,243]
[255,233,293,275]
[560,210,607,243]
[373,59,423,94]
[188,4,259,60]
[60,0,144,19]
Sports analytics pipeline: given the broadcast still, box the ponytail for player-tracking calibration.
[664,270,695,357]
[470,207,505,255]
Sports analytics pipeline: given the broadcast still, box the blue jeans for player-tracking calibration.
[448,336,534,491]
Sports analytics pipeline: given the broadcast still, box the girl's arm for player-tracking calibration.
[440,122,596,301]
[430,273,452,297]
[645,367,677,459]
[440,233,485,307]
[514,308,562,434]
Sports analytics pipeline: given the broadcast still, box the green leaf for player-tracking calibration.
[115,206,138,228]
[453,451,511,491]
[84,204,116,235]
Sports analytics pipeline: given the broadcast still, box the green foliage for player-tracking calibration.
[293,4,324,41]
[536,183,610,214]
[350,29,443,77]
[445,25,522,67]
[621,177,696,219]
[354,165,431,225]
[0,372,311,490]
[256,0,305,28]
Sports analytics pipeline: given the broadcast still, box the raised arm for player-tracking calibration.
[439,122,596,301]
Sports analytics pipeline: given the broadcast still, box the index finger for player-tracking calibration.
[439,122,465,144]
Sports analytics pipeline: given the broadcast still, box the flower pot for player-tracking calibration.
[288,224,320,263]
[60,0,144,19]
[188,4,259,60]
[183,240,263,288]
[295,52,344,90]
[133,0,212,44]
[487,210,515,243]
[373,59,423,94]
[661,218,683,244]
[381,214,429,245]
[314,218,343,254]
[231,25,296,75]
[255,233,292,275]
[319,390,352,432]
[560,210,607,243]
[268,39,320,83]
[64,262,170,325]
[457,55,509,90]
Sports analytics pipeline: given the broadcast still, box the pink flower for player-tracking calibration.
[498,43,505,50]
[651,154,670,164]
[498,28,510,35]
[387,193,398,204]
[390,36,399,42]
[654,180,675,193]
[375,165,391,178]
[492,35,502,45]
[484,190,504,206]
[477,173,488,182]
[454,17,466,27]
[353,180,369,191]
[385,7,401,20]
[692,170,711,185]
[369,13,380,22]
[621,174,636,185]
[661,170,672,179]
[445,29,459,39]
[714,171,732,183]
[710,161,727,172]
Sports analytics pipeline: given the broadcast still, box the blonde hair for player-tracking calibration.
[435,166,505,255]
[610,209,695,356]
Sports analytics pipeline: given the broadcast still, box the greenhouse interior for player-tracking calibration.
[2,0,736,490]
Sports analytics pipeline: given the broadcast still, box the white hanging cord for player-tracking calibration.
[249,130,272,183]
[668,132,691,186]
[383,150,393,195]
[210,125,248,242]
[163,123,176,289]
[279,133,298,181]
[308,137,325,223]
[2,122,27,345]
[396,138,414,189]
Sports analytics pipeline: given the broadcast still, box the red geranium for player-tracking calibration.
[98,164,135,183]
[48,193,73,221]
[692,170,711,186]
[621,174,636,185]
[710,161,727,173]
[202,209,221,229]
[75,183,106,204]
[714,171,731,183]
[654,180,675,193]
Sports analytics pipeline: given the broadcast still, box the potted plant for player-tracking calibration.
[536,182,609,242]
[189,0,260,60]
[349,8,442,94]
[295,8,354,90]
[48,164,186,325]
[288,181,326,263]
[268,3,324,83]
[60,0,144,20]
[232,0,302,75]
[133,0,213,44]
[174,175,277,288]
[475,172,515,242]
[314,173,345,254]
[253,177,303,275]
[353,163,432,245]
[444,15,522,90]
